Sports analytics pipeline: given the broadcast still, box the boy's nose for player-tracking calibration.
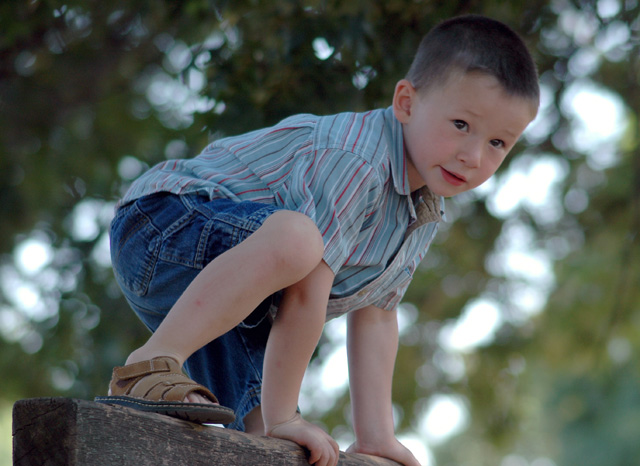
[457,140,482,168]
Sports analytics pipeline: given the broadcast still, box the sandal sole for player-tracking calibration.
[94,395,236,424]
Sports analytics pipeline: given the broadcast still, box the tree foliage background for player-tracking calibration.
[1,0,638,465]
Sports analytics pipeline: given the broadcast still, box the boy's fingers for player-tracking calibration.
[306,438,331,466]
[331,441,339,466]
[312,439,338,466]
[308,449,328,466]
[305,440,322,465]
[396,447,421,466]
[307,450,317,465]
[324,440,339,466]
[267,415,337,466]
[326,434,339,466]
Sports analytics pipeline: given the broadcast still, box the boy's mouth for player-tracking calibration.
[440,167,466,186]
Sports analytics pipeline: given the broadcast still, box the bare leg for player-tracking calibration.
[122,210,325,392]
[243,405,264,435]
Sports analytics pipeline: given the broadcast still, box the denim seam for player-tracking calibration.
[161,209,196,238]
[116,204,161,296]
[157,210,206,268]
[238,329,264,381]
[114,205,149,262]
[182,196,213,268]
[229,386,262,431]
[195,219,214,269]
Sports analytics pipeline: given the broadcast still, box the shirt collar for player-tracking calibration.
[383,107,444,229]
[384,106,412,197]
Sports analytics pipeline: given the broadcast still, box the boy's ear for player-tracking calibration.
[392,79,416,124]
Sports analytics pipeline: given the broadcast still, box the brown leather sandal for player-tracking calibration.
[94,356,235,424]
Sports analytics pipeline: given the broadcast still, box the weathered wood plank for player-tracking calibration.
[13,398,402,466]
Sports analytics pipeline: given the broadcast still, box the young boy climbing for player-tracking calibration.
[96,14,540,466]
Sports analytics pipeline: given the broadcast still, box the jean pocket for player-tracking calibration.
[110,204,161,297]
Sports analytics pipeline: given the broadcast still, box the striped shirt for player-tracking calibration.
[121,107,444,316]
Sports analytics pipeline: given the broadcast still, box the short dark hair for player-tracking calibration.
[406,15,539,102]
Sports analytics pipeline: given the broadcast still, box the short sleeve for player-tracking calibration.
[277,149,381,274]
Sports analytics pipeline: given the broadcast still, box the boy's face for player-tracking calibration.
[393,72,538,196]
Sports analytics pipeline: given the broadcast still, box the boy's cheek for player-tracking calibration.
[477,165,502,187]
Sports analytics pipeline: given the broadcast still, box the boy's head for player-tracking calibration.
[393,15,540,197]
[406,14,539,102]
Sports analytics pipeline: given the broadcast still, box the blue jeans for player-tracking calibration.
[109,192,283,431]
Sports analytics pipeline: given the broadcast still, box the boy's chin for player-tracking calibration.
[424,183,464,198]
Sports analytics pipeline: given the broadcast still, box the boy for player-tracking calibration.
[96,14,539,466]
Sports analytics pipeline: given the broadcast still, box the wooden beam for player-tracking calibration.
[13,398,402,466]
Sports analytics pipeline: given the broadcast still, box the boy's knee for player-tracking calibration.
[267,211,324,276]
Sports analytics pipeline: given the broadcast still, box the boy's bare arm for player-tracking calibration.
[262,260,335,425]
[347,305,421,466]
[262,259,340,466]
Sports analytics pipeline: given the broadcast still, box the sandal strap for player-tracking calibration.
[113,357,175,380]
[109,356,219,404]
[134,371,219,403]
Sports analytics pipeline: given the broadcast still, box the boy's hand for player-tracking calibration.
[347,439,422,466]
[347,306,422,466]
[266,413,340,466]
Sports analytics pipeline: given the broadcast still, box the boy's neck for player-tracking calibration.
[405,152,427,192]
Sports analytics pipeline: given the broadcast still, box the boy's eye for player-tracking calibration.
[490,139,505,149]
[453,120,468,131]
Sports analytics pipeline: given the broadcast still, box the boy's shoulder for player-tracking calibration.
[313,107,399,166]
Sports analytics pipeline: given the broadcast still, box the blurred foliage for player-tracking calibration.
[1,0,639,465]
